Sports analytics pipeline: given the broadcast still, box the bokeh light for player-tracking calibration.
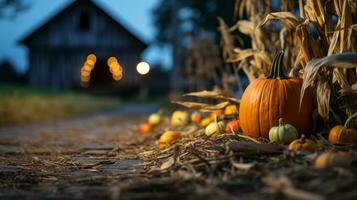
[107,56,123,81]
[80,54,97,86]
[107,57,118,66]
[136,62,150,75]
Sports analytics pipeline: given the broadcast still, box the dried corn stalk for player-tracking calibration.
[220,0,357,121]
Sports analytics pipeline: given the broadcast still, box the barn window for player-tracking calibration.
[79,11,90,31]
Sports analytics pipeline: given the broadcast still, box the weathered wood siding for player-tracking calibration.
[25,0,145,89]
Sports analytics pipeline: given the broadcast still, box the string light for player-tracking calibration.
[107,56,123,81]
[80,55,125,87]
[107,57,117,66]
[80,54,97,86]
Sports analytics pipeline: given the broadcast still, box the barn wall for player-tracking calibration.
[25,1,146,90]
[28,48,143,89]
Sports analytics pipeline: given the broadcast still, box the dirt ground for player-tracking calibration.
[0,103,158,199]
[0,103,357,200]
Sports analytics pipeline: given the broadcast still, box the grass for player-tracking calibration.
[0,84,120,126]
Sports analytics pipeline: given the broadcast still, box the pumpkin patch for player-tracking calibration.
[3,0,357,198]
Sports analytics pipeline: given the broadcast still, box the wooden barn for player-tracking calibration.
[20,0,147,92]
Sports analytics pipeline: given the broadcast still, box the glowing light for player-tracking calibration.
[80,54,98,87]
[81,75,90,82]
[107,57,118,66]
[83,64,93,71]
[111,67,121,73]
[87,60,95,65]
[81,70,90,77]
[136,62,150,75]
[113,73,123,81]
[87,54,97,62]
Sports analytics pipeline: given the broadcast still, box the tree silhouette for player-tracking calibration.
[0,0,28,18]
[0,59,21,83]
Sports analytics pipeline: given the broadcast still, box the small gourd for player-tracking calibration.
[328,112,357,145]
[205,121,225,137]
[159,131,181,149]
[315,151,352,169]
[288,134,317,153]
[224,104,239,116]
[139,122,153,135]
[269,118,298,144]
[148,112,161,126]
[200,117,213,127]
[225,120,240,134]
[171,110,189,127]
[191,111,202,124]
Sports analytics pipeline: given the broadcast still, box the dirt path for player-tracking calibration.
[2,103,357,200]
[0,103,158,199]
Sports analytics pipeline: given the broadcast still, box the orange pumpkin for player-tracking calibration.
[328,113,357,145]
[288,134,317,153]
[239,52,313,139]
[315,151,352,169]
[159,131,181,149]
[225,120,240,134]
[191,112,202,124]
[139,122,153,135]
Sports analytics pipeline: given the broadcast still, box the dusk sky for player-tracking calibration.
[0,0,171,73]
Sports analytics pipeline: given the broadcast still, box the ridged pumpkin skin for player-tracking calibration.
[328,125,357,145]
[268,119,298,144]
[288,135,317,153]
[315,151,352,169]
[239,52,313,139]
[205,121,226,137]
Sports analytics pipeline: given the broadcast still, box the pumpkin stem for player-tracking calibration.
[268,51,288,80]
[344,112,357,128]
[300,134,306,144]
[278,118,283,126]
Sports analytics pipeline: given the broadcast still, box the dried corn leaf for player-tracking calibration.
[305,0,326,28]
[228,49,271,65]
[183,90,240,104]
[316,79,331,120]
[230,20,255,36]
[172,101,230,111]
[218,17,234,58]
[339,82,357,95]
[183,90,227,99]
[332,68,350,89]
[258,12,302,29]
[300,53,357,114]
[352,24,357,31]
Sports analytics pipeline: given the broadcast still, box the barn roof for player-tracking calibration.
[19,0,148,49]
